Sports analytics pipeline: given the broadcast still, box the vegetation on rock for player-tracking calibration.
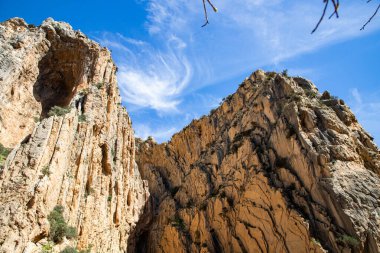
[48,106,71,117]
[48,205,77,243]
[0,143,11,168]
[60,246,91,253]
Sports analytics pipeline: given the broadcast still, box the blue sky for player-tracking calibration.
[2,0,380,144]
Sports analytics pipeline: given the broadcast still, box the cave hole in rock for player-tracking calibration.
[33,38,94,116]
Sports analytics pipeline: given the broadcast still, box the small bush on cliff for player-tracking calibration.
[281,69,289,77]
[41,241,54,253]
[338,234,360,248]
[41,166,51,176]
[266,72,276,80]
[78,114,86,123]
[48,205,77,243]
[0,143,11,168]
[78,88,89,96]
[94,82,104,89]
[60,246,91,253]
[48,106,70,117]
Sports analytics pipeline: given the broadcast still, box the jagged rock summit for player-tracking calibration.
[0,18,380,253]
[133,71,380,253]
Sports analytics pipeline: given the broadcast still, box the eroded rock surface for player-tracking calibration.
[134,70,380,253]
[0,18,149,253]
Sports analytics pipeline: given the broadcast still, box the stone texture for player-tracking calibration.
[0,18,149,253]
[133,70,380,253]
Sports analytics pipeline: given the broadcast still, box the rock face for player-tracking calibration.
[0,18,149,253]
[134,71,380,253]
[1,18,380,253]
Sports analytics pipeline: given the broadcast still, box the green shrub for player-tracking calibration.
[60,247,78,253]
[78,114,86,123]
[0,143,11,168]
[306,91,317,98]
[60,246,92,253]
[95,82,103,89]
[48,205,77,243]
[65,226,78,239]
[41,241,54,253]
[78,88,89,96]
[266,72,276,80]
[48,106,70,117]
[42,166,51,176]
[338,234,360,248]
[281,69,289,77]
[107,195,112,202]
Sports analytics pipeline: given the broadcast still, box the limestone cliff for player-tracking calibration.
[134,71,380,253]
[0,18,149,253]
[1,17,380,253]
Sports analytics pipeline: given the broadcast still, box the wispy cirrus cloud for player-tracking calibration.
[142,0,380,87]
[95,32,192,112]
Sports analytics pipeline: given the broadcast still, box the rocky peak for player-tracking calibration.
[133,70,380,253]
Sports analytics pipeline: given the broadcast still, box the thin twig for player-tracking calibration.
[201,0,218,27]
[206,0,218,12]
[361,3,380,30]
[312,0,329,34]
[328,0,339,19]
[201,0,209,27]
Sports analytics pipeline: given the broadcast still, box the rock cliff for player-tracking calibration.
[133,71,380,253]
[0,18,149,253]
[1,18,379,253]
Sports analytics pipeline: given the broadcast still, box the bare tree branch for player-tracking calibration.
[311,0,329,34]
[201,0,218,27]
[201,0,209,27]
[328,0,339,19]
[200,0,379,33]
[361,3,380,30]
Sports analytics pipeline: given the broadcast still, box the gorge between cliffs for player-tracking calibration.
[0,18,379,253]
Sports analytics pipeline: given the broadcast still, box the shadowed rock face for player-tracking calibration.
[133,71,380,253]
[0,18,149,253]
[0,18,379,253]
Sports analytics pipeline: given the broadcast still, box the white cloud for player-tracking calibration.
[134,123,178,141]
[144,0,380,86]
[350,88,362,105]
[95,32,192,112]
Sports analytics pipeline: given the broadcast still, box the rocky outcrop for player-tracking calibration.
[134,70,380,253]
[0,18,149,253]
